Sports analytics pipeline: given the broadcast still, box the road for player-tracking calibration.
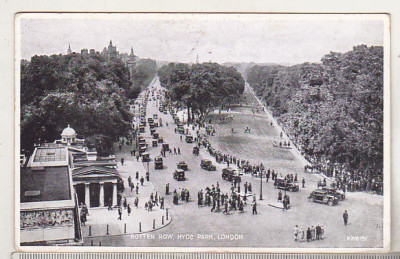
[87,76,384,248]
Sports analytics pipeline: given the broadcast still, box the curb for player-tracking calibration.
[83,214,173,239]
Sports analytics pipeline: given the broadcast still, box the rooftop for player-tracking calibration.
[20,166,72,203]
[32,147,67,163]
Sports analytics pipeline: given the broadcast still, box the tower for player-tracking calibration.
[67,44,72,55]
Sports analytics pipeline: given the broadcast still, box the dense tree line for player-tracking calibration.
[158,62,245,123]
[21,53,156,155]
[247,45,383,178]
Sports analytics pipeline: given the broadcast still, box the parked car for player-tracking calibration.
[222,167,241,182]
[173,169,185,181]
[308,189,339,206]
[177,161,188,170]
[321,187,346,201]
[201,159,216,171]
[274,177,300,192]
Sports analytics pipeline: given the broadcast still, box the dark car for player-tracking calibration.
[321,187,346,201]
[201,159,216,171]
[177,161,188,170]
[154,156,163,169]
[274,177,300,192]
[162,143,169,152]
[173,169,185,181]
[142,152,150,162]
[185,135,194,143]
[308,189,339,206]
[222,167,241,182]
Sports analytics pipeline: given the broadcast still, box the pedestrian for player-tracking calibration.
[343,210,349,225]
[252,201,257,215]
[248,183,252,193]
[293,225,299,241]
[166,183,170,195]
[134,197,139,208]
[121,157,125,166]
[180,135,182,141]
[136,183,139,194]
[136,171,139,180]
[316,225,322,240]
[178,148,181,155]
[306,228,312,242]
[302,178,305,188]
[127,204,131,216]
[118,207,122,220]
[146,172,150,181]
[140,176,144,186]
[278,190,282,202]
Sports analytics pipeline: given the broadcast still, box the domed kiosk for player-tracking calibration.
[61,125,77,145]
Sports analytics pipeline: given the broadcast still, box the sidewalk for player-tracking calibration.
[81,145,172,238]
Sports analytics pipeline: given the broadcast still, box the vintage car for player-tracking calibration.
[308,189,339,206]
[154,156,163,169]
[139,126,145,133]
[177,161,188,170]
[185,134,194,143]
[201,159,216,171]
[153,132,159,139]
[152,140,158,147]
[158,137,164,143]
[162,143,170,152]
[192,146,199,156]
[153,114,158,119]
[222,167,241,182]
[274,177,300,192]
[149,123,155,129]
[148,117,154,123]
[178,127,185,134]
[142,152,150,162]
[321,187,346,201]
[173,169,185,181]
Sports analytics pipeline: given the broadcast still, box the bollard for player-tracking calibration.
[162,215,165,225]
[139,222,142,232]
[89,226,92,236]
[91,240,93,246]
[106,224,109,235]
[153,219,155,229]
[124,223,127,234]
[166,209,169,220]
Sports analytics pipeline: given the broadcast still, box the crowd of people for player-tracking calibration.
[293,224,325,242]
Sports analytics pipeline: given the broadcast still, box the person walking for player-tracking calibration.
[127,204,131,216]
[316,225,322,240]
[121,157,125,166]
[136,171,139,180]
[252,201,257,215]
[278,190,283,203]
[136,183,139,194]
[118,207,122,220]
[302,178,305,188]
[293,225,299,241]
[306,228,312,242]
[343,210,349,225]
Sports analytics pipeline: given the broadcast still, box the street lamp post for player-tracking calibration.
[260,170,263,200]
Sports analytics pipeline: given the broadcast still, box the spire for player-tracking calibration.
[131,47,134,55]
[109,40,113,46]
[67,44,72,54]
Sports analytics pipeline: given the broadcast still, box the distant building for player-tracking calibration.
[81,49,88,55]
[89,49,96,55]
[102,40,119,59]
[67,44,72,55]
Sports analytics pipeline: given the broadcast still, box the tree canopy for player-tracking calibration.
[158,62,245,122]
[21,53,156,154]
[247,45,384,176]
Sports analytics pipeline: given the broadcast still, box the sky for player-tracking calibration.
[17,13,386,65]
